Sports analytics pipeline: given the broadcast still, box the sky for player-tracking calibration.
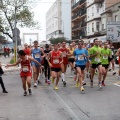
[20,0,56,44]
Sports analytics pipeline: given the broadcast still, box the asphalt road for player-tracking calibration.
[0,66,120,120]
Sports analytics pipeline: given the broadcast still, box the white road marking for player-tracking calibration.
[114,83,120,87]
[49,86,80,120]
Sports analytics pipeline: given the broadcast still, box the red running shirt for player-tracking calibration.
[59,48,69,64]
[23,48,31,56]
[51,50,61,68]
[20,56,32,77]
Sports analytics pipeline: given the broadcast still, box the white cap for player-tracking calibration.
[90,39,94,43]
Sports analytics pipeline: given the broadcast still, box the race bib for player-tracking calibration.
[35,54,40,58]
[53,59,59,64]
[71,56,74,58]
[22,66,29,72]
[78,55,84,60]
[95,57,100,62]
[103,55,108,59]
[63,52,66,57]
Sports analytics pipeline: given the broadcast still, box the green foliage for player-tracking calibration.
[49,37,67,44]
[10,58,14,64]
[0,0,40,40]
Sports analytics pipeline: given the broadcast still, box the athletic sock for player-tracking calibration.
[61,73,65,82]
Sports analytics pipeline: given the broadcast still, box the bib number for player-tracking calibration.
[53,59,59,64]
[78,55,84,60]
[35,54,40,58]
[95,57,100,62]
[103,56,108,59]
[22,66,29,72]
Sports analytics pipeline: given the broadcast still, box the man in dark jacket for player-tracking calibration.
[0,62,8,93]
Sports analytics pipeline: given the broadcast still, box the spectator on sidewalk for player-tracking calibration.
[6,47,10,57]
[3,46,7,58]
[0,62,8,93]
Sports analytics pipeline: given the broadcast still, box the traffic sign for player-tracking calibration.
[107,21,120,42]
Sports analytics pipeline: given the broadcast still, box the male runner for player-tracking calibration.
[89,38,103,89]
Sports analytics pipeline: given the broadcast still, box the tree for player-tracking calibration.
[49,37,67,44]
[0,0,40,41]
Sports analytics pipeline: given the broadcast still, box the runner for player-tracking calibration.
[0,62,8,93]
[23,43,31,56]
[31,41,44,87]
[108,41,116,75]
[6,50,41,96]
[116,48,120,79]
[59,41,69,86]
[101,42,112,86]
[48,44,63,90]
[68,44,75,78]
[73,41,88,91]
[44,44,51,84]
[89,38,103,89]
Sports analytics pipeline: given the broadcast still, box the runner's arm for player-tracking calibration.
[116,48,120,56]
[6,59,21,67]
[40,48,45,58]
[28,56,41,66]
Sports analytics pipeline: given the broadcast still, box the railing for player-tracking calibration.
[72,0,86,10]
[72,25,79,30]
[72,9,86,20]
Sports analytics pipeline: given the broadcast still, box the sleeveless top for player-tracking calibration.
[51,50,61,68]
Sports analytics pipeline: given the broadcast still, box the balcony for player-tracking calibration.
[72,9,86,21]
[72,35,80,40]
[72,25,79,30]
[72,0,86,11]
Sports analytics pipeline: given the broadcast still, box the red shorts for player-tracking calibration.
[20,72,32,77]
[118,57,120,64]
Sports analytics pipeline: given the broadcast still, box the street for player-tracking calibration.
[0,66,120,120]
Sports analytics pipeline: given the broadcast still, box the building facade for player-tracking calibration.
[46,0,71,40]
[71,0,87,41]
[86,0,120,39]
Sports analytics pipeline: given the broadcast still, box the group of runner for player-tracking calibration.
[6,39,120,96]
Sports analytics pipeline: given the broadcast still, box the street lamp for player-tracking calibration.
[54,17,64,37]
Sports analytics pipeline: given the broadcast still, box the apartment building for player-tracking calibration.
[101,2,120,35]
[46,0,71,40]
[71,0,87,41]
[86,0,120,39]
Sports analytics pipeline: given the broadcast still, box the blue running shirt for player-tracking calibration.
[73,48,88,65]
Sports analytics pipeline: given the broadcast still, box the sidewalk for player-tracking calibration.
[0,53,20,72]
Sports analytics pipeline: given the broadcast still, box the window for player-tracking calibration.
[96,22,99,31]
[115,15,118,21]
[102,24,104,30]
[92,23,94,32]
[92,7,94,16]
[97,6,99,13]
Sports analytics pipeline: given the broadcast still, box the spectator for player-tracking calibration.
[0,62,8,93]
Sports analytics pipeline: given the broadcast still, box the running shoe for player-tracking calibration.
[54,86,58,90]
[24,91,27,96]
[98,83,102,89]
[3,90,8,93]
[102,81,105,86]
[113,72,116,75]
[90,81,93,88]
[34,83,37,87]
[76,81,79,88]
[47,80,50,85]
[63,81,66,86]
[80,86,84,91]
[108,68,111,71]
[82,81,86,86]
[70,75,73,78]
[28,88,32,95]
[45,79,47,83]
[38,80,41,84]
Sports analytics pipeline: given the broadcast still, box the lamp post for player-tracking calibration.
[54,17,64,37]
